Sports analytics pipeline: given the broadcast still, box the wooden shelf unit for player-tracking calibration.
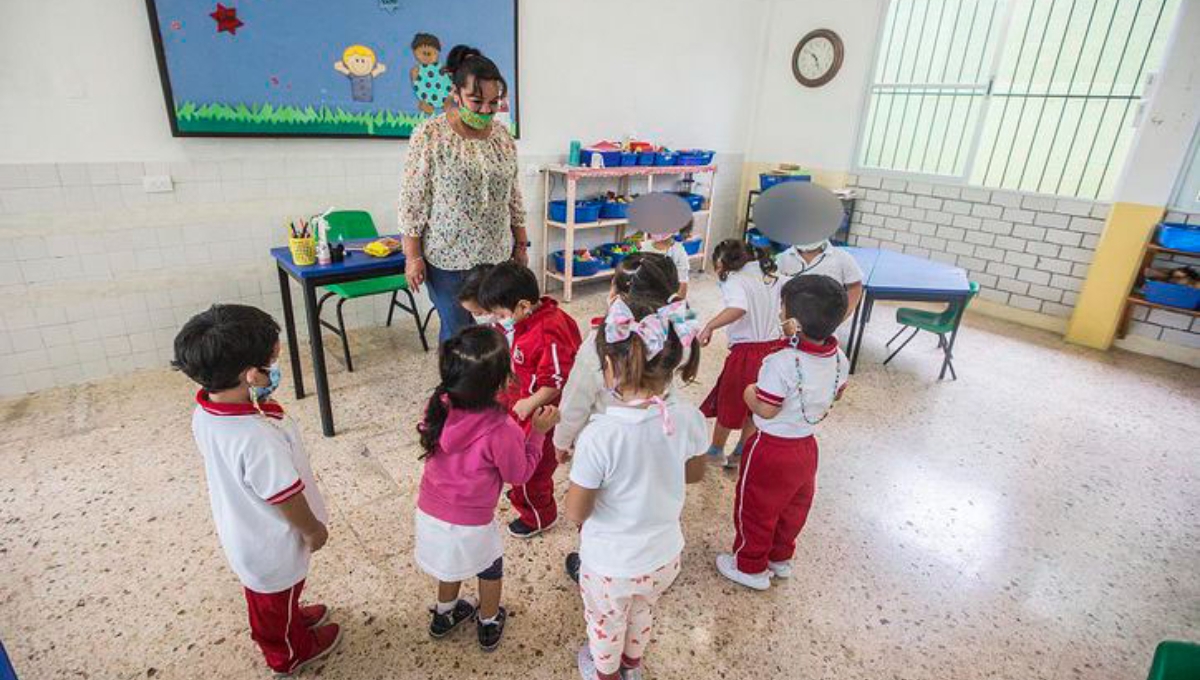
[540,164,717,302]
[1117,238,1200,337]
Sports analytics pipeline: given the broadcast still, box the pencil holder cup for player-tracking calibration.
[289,237,316,266]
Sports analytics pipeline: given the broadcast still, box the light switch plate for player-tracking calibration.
[142,175,174,193]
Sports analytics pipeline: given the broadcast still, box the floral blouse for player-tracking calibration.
[398,115,525,271]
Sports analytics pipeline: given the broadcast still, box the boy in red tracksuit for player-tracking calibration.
[716,275,849,590]
[477,261,582,538]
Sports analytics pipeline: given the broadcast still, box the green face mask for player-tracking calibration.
[458,105,494,130]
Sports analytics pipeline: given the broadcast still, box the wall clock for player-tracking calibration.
[792,29,844,88]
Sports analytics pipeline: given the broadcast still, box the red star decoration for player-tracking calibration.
[210,4,243,35]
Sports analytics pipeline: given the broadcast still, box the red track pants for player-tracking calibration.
[731,432,819,574]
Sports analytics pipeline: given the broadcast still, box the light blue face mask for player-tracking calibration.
[473,313,495,326]
[498,317,516,334]
[250,362,282,402]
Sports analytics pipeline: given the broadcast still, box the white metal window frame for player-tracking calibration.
[851,0,1175,200]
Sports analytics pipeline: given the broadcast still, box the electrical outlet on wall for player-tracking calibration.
[142,175,174,193]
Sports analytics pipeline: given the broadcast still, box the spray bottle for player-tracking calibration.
[315,206,335,265]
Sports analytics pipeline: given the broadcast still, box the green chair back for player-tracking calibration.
[1147,641,1200,680]
[324,210,379,242]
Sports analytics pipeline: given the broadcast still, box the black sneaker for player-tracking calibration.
[476,606,507,652]
[429,599,476,639]
[565,552,581,583]
[507,517,555,539]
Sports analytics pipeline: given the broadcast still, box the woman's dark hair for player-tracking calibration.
[782,275,848,341]
[443,45,508,98]
[477,261,540,312]
[457,264,495,304]
[613,252,679,303]
[596,295,701,394]
[419,326,512,458]
[712,238,777,282]
[411,33,441,51]
[678,219,695,241]
[172,304,279,392]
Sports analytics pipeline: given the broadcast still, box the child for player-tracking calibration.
[697,239,784,469]
[716,275,848,590]
[775,239,864,341]
[566,296,707,680]
[477,261,583,538]
[553,252,693,582]
[414,325,560,651]
[457,263,495,326]
[637,220,693,299]
[172,304,341,676]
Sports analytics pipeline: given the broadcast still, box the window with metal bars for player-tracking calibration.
[856,0,1181,200]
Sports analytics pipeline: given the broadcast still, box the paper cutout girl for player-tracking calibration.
[335,45,387,103]
[409,33,453,114]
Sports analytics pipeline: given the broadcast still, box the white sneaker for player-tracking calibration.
[621,665,645,680]
[715,554,770,590]
[767,560,793,578]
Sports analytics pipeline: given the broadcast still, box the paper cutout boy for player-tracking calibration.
[335,45,387,103]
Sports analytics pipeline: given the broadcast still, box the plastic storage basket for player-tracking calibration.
[549,200,602,223]
[620,152,638,167]
[637,151,657,166]
[682,238,703,255]
[599,200,630,219]
[760,173,812,191]
[598,243,633,268]
[675,192,705,211]
[552,251,604,277]
[580,149,622,168]
[1156,222,1200,253]
[1143,281,1200,310]
[655,151,679,166]
[676,150,715,166]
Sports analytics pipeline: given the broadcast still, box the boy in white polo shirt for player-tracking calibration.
[172,304,342,676]
[776,239,863,341]
[716,275,848,591]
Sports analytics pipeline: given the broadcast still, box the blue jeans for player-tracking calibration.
[424,263,476,344]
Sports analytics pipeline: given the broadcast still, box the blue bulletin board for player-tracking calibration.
[144,0,519,139]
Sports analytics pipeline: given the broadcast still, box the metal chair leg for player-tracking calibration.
[400,288,431,352]
[386,291,398,327]
[886,325,908,347]
[335,298,354,372]
[883,327,920,365]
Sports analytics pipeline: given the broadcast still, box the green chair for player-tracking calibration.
[883,281,979,380]
[1147,641,1200,680]
[317,210,433,371]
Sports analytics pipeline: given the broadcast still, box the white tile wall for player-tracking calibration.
[0,154,744,397]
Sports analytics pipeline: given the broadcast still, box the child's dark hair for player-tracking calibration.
[596,295,701,393]
[782,275,848,341]
[678,219,695,241]
[419,326,512,458]
[477,261,539,311]
[171,304,279,393]
[613,252,679,303]
[712,238,777,282]
[444,45,508,98]
[457,264,495,305]
[411,33,441,51]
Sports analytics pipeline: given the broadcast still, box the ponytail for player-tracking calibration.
[418,385,450,459]
[712,238,776,282]
[416,326,512,459]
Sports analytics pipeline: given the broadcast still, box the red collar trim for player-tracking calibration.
[196,389,285,420]
[795,337,839,357]
[515,296,559,334]
[589,316,604,329]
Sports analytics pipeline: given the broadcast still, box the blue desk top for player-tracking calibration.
[271,237,407,281]
[844,246,970,296]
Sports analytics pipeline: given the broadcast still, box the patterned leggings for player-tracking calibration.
[579,556,682,676]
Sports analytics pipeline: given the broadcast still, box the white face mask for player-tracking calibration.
[473,313,495,326]
[795,240,829,253]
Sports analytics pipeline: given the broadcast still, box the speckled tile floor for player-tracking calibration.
[1,272,1198,680]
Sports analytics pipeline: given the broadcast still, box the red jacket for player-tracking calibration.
[503,297,582,411]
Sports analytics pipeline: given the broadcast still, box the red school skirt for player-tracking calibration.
[700,339,783,430]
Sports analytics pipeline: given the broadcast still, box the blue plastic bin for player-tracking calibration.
[675,192,705,211]
[655,152,678,166]
[549,200,601,223]
[637,151,657,166]
[1143,281,1200,310]
[1157,223,1200,253]
[620,152,638,167]
[600,200,629,219]
[552,250,604,276]
[598,243,633,268]
[760,173,812,191]
[682,238,703,255]
[676,150,715,166]
[580,149,622,168]
[591,247,615,269]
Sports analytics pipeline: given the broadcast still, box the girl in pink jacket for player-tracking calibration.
[414,325,559,652]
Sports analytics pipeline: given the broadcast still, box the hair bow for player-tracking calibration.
[655,300,700,349]
[605,299,669,358]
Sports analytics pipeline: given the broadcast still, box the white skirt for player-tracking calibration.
[414,509,504,582]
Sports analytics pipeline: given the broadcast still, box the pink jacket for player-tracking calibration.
[417,407,544,526]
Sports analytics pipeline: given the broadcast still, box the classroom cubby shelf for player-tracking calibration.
[1118,242,1200,335]
[540,164,718,302]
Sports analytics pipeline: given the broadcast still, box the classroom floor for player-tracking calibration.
[1,272,1198,680]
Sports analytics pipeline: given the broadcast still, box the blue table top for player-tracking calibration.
[844,246,970,296]
[271,236,407,281]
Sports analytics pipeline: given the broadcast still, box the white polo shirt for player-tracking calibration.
[191,391,328,593]
[752,340,848,439]
[776,244,864,284]
[719,261,783,346]
[570,402,707,578]
[639,239,691,283]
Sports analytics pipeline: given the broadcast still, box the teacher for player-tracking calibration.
[399,45,529,343]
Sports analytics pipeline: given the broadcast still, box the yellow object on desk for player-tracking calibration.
[289,237,316,265]
[362,237,402,258]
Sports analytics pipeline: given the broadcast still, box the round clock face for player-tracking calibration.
[792,29,844,87]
